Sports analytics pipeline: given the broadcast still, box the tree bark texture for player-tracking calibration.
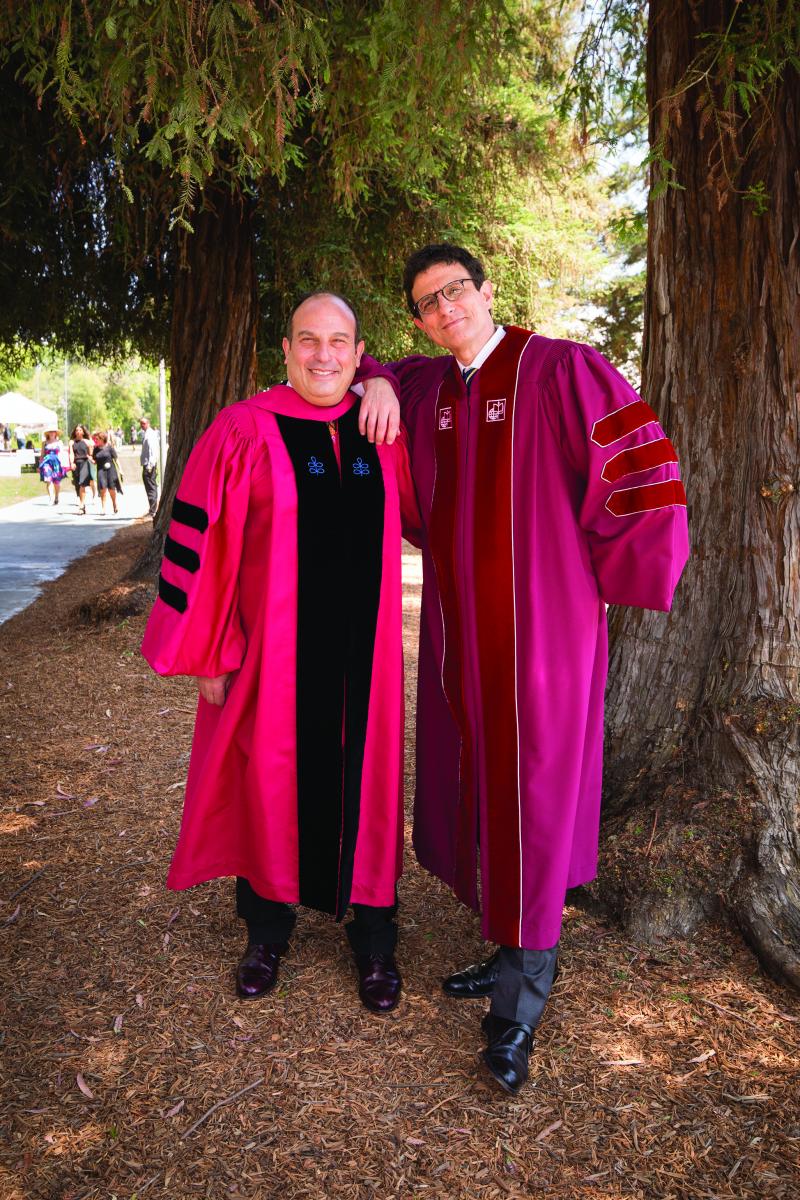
[132,186,258,578]
[601,0,800,987]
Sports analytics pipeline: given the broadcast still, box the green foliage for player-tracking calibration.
[6,1,327,221]
[0,359,25,393]
[8,358,163,435]
[1,0,618,380]
[585,268,645,382]
[565,0,800,208]
[253,114,611,377]
[63,364,106,432]
[659,0,800,205]
[561,1,800,365]
[104,368,160,430]
[561,0,648,150]
[2,1,562,226]
[0,69,174,369]
[582,184,647,380]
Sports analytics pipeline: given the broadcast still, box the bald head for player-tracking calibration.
[286,291,361,343]
[282,293,365,408]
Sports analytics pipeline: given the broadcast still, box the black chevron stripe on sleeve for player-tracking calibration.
[164,534,201,574]
[158,574,188,613]
[172,497,209,533]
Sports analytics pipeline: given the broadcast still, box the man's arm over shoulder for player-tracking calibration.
[356,353,450,444]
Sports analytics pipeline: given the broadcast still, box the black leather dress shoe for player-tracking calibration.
[442,948,501,997]
[235,942,287,1000]
[480,1013,534,1095]
[355,953,402,1013]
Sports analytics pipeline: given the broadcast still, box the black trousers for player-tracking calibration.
[235,877,398,957]
[489,943,560,1029]
[142,465,158,515]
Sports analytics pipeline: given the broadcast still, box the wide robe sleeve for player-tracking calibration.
[355,353,401,397]
[141,408,258,678]
[391,424,424,548]
[355,354,442,425]
[544,343,690,611]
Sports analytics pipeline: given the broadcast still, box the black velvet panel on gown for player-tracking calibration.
[276,403,384,918]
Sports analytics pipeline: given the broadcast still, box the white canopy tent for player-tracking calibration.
[0,392,60,431]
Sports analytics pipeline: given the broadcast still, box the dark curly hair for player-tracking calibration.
[402,243,486,315]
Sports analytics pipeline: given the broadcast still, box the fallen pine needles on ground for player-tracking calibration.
[1,524,799,1199]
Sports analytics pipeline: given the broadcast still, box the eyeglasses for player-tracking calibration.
[413,278,475,317]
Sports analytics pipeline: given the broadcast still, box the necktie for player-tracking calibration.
[462,366,478,392]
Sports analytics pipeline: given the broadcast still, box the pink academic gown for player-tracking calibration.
[359,328,689,949]
[141,387,416,917]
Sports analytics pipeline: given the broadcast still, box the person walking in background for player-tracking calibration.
[87,444,99,505]
[38,429,67,505]
[68,424,94,514]
[139,416,159,517]
[92,431,123,515]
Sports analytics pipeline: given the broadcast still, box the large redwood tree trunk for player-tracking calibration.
[133,186,258,577]
[599,0,800,988]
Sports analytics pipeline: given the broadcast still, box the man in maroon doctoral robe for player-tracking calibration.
[357,244,689,1092]
[142,292,419,1014]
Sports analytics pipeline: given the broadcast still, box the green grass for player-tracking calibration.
[0,473,44,509]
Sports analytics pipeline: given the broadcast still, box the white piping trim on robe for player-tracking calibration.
[590,397,657,447]
[512,333,535,945]
[600,435,675,483]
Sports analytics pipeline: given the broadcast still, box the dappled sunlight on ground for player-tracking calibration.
[0,812,38,835]
[39,1120,109,1159]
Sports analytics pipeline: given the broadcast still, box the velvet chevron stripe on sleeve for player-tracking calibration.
[591,399,658,446]
[600,437,679,483]
[606,478,687,517]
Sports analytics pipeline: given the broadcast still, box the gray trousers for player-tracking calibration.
[142,465,158,515]
[490,943,559,1028]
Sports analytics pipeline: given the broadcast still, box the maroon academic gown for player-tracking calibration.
[141,387,418,918]
[359,329,690,949]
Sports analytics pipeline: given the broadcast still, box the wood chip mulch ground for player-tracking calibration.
[2,523,799,1200]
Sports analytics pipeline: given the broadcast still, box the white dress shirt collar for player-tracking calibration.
[456,324,506,372]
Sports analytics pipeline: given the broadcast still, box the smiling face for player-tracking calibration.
[282,295,364,408]
[410,261,495,364]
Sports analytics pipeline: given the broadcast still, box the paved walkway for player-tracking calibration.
[0,459,154,625]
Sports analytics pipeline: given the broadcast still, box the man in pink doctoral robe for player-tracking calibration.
[142,292,418,1014]
[357,243,690,1091]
